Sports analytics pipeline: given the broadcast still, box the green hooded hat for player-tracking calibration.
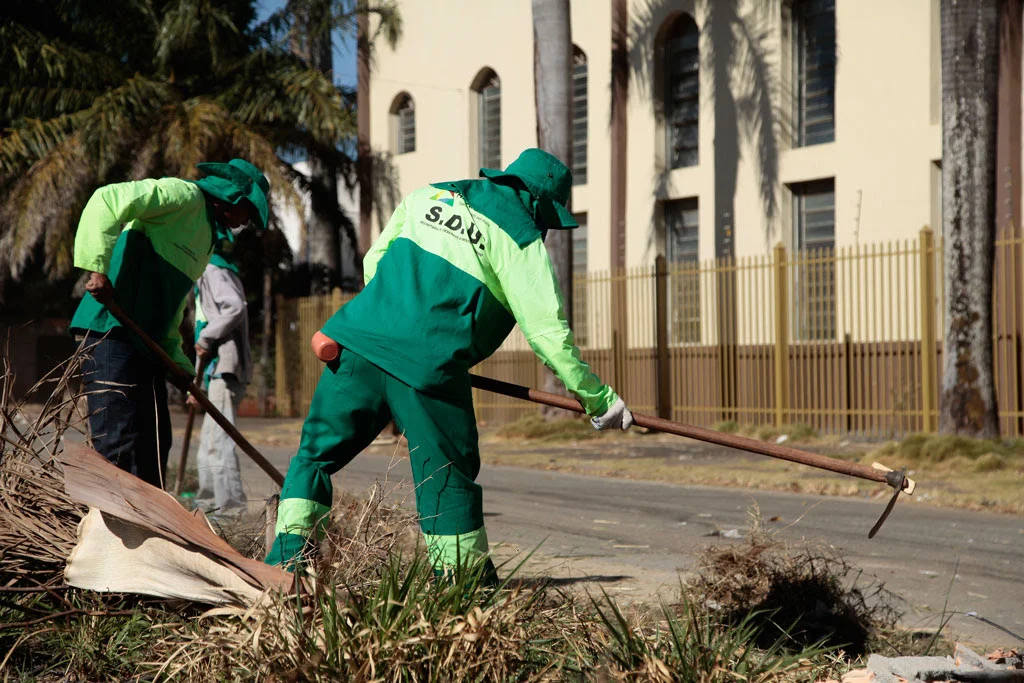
[193,158,270,231]
[479,148,578,229]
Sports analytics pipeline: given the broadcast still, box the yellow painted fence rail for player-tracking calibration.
[275,229,1024,438]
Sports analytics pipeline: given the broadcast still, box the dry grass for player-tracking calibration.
[495,413,599,442]
[684,508,901,659]
[0,342,89,586]
[712,421,820,443]
[867,433,1024,468]
[0,349,897,681]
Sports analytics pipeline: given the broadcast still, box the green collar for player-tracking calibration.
[430,178,545,248]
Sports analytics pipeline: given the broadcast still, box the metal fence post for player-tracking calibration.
[773,243,789,428]
[612,268,628,393]
[654,256,671,418]
[919,227,937,432]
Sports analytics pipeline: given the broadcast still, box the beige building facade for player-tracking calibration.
[366,0,984,275]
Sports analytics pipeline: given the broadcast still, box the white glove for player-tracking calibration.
[591,397,634,431]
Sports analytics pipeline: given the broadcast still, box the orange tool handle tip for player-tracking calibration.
[311,331,340,362]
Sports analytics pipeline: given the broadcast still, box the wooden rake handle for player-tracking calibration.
[103,299,285,487]
[469,374,916,493]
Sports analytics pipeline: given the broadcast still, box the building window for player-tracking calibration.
[665,14,700,169]
[472,69,501,170]
[572,47,588,185]
[793,0,835,146]
[792,179,835,340]
[665,198,700,344]
[389,93,415,154]
[572,213,588,346]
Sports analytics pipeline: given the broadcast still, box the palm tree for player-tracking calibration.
[938,0,1000,437]
[271,0,401,289]
[0,0,353,293]
[532,0,575,407]
[532,0,574,312]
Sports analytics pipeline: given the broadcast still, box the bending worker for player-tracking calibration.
[266,148,633,576]
[71,159,269,488]
[187,225,255,515]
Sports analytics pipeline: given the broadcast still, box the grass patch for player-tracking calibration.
[711,421,819,442]
[867,433,1024,478]
[0,593,195,681]
[713,420,740,434]
[496,412,598,442]
[164,464,198,495]
[2,507,852,681]
[0,351,963,679]
[686,510,902,659]
[973,452,1008,472]
[754,422,819,442]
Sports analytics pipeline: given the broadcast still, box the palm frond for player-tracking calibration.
[0,114,80,175]
[0,22,126,91]
[224,57,354,146]
[365,1,403,50]
[153,0,241,74]
[0,136,93,282]
[75,76,176,174]
[129,129,167,181]
[0,86,103,122]
[160,98,234,178]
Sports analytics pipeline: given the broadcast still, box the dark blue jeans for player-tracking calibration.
[81,333,171,488]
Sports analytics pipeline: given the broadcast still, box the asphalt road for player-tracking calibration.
[174,423,1024,648]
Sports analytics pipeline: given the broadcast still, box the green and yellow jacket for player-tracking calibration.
[321,180,617,416]
[70,178,215,375]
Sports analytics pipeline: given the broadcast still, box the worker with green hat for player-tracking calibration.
[72,159,270,488]
[265,148,633,578]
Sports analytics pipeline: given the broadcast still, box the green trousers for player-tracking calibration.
[265,349,489,570]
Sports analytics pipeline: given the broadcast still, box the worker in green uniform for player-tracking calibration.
[265,148,633,577]
[72,159,270,488]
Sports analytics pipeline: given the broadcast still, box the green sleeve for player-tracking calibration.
[490,237,618,416]
[74,178,193,274]
[161,298,194,377]
[363,198,407,285]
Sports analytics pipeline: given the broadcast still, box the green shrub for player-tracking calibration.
[973,452,1007,472]
[713,420,740,434]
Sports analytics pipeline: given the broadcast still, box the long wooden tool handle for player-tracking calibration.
[104,299,285,487]
[470,374,911,490]
[172,356,206,495]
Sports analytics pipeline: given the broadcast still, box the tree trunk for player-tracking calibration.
[939,0,1000,437]
[532,0,574,415]
[357,9,372,284]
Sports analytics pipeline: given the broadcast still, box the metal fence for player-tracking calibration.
[275,228,1024,438]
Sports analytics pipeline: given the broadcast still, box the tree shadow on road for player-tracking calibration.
[505,575,633,591]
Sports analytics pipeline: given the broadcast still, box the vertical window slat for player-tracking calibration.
[478,76,502,171]
[572,49,588,185]
[665,198,701,344]
[793,179,835,341]
[794,0,836,147]
[665,14,700,169]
